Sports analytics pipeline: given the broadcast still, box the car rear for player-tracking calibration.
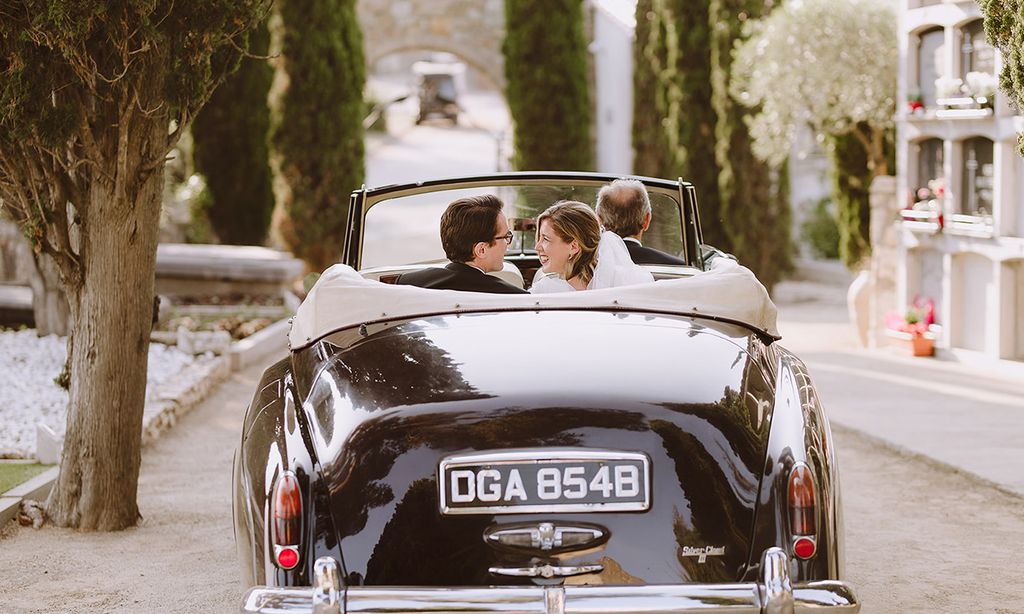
[243,310,859,613]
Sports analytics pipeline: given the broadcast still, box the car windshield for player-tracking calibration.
[361,183,685,269]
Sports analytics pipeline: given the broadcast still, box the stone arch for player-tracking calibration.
[358,0,506,91]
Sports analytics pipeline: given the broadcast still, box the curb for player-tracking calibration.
[830,422,1024,501]
[228,317,290,372]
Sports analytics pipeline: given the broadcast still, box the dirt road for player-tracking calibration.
[0,363,260,613]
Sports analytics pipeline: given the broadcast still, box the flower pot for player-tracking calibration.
[911,334,934,357]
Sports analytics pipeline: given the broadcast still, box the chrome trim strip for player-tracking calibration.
[488,564,604,578]
[484,522,605,551]
[437,448,651,515]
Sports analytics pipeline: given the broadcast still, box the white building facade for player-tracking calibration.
[897,0,1024,366]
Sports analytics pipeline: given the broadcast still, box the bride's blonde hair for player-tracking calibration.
[537,200,601,285]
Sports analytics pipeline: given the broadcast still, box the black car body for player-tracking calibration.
[234,173,859,613]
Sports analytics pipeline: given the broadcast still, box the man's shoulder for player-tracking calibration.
[397,262,526,294]
[625,242,687,265]
[396,266,452,285]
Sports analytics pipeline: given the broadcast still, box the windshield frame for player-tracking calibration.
[343,172,703,271]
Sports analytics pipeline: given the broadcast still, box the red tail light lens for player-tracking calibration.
[787,463,816,536]
[273,471,302,569]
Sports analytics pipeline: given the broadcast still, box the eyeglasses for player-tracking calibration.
[493,231,513,245]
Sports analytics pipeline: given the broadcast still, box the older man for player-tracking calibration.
[396,194,527,294]
[595,178,686,266]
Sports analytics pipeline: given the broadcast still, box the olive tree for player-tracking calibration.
[978,0,1024,155]
[731,0,897,268]
[0,0,267,530]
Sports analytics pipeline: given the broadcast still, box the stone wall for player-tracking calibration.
[358,0,506,90]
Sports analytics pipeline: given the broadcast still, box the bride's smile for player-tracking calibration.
[535,219,577,277]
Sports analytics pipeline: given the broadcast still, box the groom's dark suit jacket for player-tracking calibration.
[396,262,527,294]
[623,238,686,266]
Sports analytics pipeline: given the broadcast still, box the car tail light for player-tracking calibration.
[787,462,817,559]
[273,471,302,569]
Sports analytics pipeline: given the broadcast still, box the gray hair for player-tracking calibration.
[595,179,651,237]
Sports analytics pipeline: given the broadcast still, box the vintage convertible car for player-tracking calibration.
[234,172,860,613]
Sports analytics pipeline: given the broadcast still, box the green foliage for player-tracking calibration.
[192,18,275,245]
[0,2,266,148]
[632,0,724,247]
[270,0,366,273]
[826,131,872,270]
[0,463,50,494]
[979,0,1024,155]
[186,185,219,244]
[730,0,897,169]
[503,0,593,170]
[709,0,792,292]
[801,198,840,260]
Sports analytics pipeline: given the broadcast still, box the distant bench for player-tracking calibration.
[155,244,305,297]
[1,244,305,328]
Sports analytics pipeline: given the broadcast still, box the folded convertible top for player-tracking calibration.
[289,260,780,350]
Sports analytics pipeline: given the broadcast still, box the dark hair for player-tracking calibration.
[440,194,504,263]
[537,200,600,285]
[595,179,652,237]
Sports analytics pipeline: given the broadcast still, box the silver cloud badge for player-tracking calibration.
[680,545,726,563]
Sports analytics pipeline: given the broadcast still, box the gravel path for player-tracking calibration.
[0,362,261,613]
[0,329,203,457]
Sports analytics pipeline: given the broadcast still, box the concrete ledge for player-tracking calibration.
[229,317,291,372]
[0,467,58,527]
[142,355,232,445]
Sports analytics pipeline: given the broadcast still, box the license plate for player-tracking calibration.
[438,449,650,515]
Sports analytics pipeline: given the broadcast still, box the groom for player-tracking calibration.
[396,195,528,294]
[596,179,686,266]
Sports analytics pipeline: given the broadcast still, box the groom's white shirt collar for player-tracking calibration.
[622,237,642,246]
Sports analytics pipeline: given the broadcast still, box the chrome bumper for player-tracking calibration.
[241,548,859,614]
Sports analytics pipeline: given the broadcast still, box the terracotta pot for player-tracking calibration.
[911,334,934,357]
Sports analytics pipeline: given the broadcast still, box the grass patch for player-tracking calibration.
[0,463,51,494]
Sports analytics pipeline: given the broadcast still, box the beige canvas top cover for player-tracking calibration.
[284,258,778,349]
[288,259,780,350]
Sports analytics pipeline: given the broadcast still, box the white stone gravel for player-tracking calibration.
[0,328,203,458]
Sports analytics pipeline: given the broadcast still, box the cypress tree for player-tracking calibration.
[709,0,792,291]
[503,0,593,170]
[0,0,266,530]
[192,18,274,245]
[632,0,724,247]
[826,129,872,269]
[270,0,365,272]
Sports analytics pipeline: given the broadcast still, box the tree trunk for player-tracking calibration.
[27,252,69,337]
[45,120,165,531]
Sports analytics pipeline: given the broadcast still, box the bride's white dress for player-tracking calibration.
[531,231,655,293]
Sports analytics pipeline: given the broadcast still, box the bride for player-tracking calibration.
[531,200,654,293]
